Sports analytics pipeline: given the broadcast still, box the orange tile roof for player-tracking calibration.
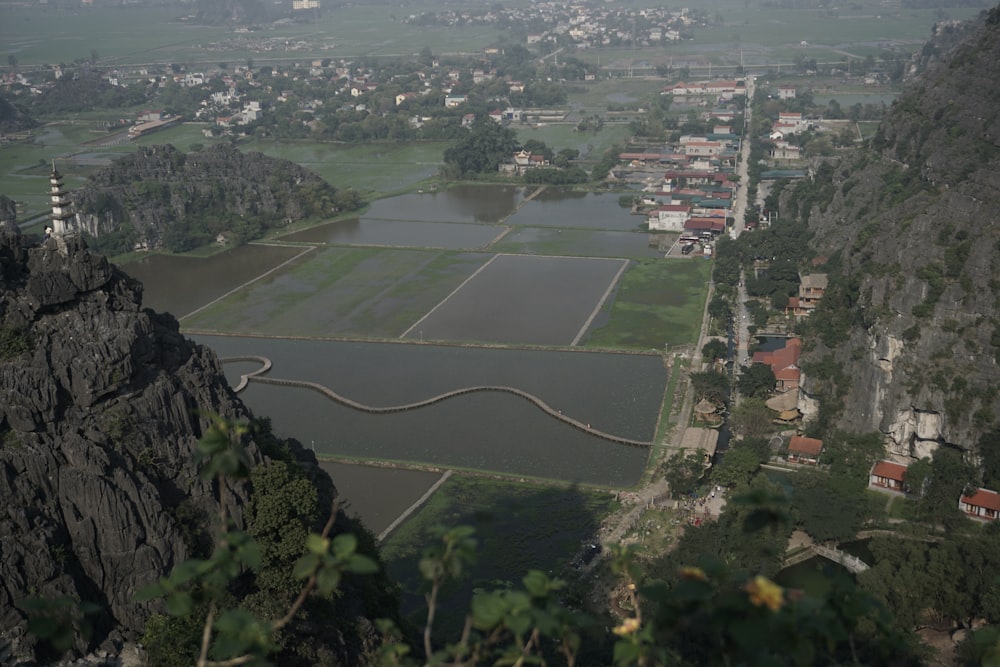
[788,435,823,456]
[871,460,907,482]
[962,488,1000,512]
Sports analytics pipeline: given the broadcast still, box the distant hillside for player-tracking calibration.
[72,143,358,254]
[26,70,150,114]
[0,93,37,134]
[790,6,1000,461]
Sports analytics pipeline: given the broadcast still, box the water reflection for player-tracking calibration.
[277,218,502,249]
[364,184,526,223]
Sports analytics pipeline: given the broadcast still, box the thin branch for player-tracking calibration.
[202,656,256,667]
[196,602,217,667]
[423,579,441,660]
[272,501,340,631]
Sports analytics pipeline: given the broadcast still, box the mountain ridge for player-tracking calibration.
[794,6,1000,461]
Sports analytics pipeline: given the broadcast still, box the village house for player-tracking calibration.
[752,337,802,393]
[770,140,802,161]
[647,204,690,232]
[777,86,796,100]
[503,149,548,175]
[787,435,823,465]
[444,94,468,108]
[869,460,907,493]
[395,92,418,106]
[786,273,828,318]
[959,488,1000,521]
[663,79,746,97]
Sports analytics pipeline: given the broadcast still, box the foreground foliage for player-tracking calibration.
[27,418,999,665]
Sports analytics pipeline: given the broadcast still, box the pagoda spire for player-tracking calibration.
[49,161,77,238]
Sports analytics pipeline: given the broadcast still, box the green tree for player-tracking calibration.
[442,119,519,177]
[737,363,776,399]
[701,339,728,362]
[690,370,729,404]
[661,450,707,498]
[712,445,761,488]
[729,397,774,439]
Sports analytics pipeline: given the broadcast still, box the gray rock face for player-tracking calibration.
[0,232,257,661]
[799,11,1000,457]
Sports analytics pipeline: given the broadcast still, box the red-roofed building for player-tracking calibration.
[869,460,907,493]
[787,436,822,464]
[752,337,802,392]
[684,217,726,233]
[959,488,1000,521]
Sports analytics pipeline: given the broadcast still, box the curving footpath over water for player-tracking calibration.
[222,355,652,448]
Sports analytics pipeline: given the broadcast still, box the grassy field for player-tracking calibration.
[381,473,618,635]
[514,122,632,160]
[586,258,712,350]
[1,4,507,67]
[239,138,447,195]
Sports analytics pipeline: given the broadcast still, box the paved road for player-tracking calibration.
[731,75,755,240]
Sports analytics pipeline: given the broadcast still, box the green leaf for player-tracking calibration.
[347,553,379,574]
[418,557,442,581]
[305,534,330,556]
[613,639,640,665]
[471,592,507,629]
[134,581,167,602]
[165,591,193,617]
[292,553,319,580]
[238,540,263,570]
[26,615,60,639]
[315,566,342,596]
[522,570,551,598]
[332,533,358,559]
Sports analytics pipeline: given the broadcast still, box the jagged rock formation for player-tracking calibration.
[796,7,1000,460]
[0,227,257,660]
[71,143,340,253]
[0,227,393,664]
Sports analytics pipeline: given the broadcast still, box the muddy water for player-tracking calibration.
[121,243,305,319]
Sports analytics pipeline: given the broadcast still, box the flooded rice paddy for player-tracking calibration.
[119,184,700,529]
[403,254,627,345]
[276,218,505,249]
[197,335,660,487]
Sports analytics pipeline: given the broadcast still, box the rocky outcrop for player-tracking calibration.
[70,143,339,252]
[0,227,258,660]
[797,8,1000,458]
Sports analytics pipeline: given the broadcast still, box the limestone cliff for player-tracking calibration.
[795,7,1000,460]
[0,226,393,664]
[70,143,342,253]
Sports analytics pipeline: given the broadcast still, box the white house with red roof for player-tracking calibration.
[869,460,907,493]
[787,435,823,465]
[960,488,1000,520]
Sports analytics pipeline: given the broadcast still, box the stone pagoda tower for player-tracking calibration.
[48,161,79,252]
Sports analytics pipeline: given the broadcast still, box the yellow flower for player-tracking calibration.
[612,617,641,637]
[745,575,784,612]
[678,566,708,582]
